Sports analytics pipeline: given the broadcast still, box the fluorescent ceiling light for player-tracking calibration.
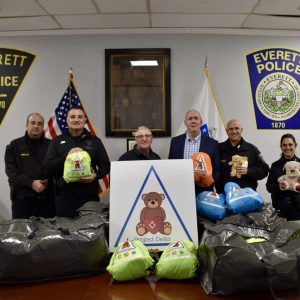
[130,60,158,66]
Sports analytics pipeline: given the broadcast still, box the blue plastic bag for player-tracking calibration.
[224,182,263,214]
[196,191,227,221]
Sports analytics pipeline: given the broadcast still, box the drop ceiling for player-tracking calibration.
[1,0,300,36]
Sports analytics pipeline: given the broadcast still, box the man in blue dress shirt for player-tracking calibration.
[168,109,220,195]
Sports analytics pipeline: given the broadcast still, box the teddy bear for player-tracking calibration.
[278,161,300,192]
[228,155,248,178]
[136,192,172,236]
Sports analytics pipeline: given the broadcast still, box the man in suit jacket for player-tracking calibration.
[168,109,220,195]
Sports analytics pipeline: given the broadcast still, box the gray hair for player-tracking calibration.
[184,109,201,120]
[134,126,152,137]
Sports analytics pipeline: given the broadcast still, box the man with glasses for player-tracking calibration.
[119,126,160,160]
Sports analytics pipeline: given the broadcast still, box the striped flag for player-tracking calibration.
[44,70,109,194]
[175,63,227,142]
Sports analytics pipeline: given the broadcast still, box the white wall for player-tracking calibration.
[1,33,299,219]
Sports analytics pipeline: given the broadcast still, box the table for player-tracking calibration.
[0,272,298,300]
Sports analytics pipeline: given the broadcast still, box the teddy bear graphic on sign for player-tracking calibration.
[229,155,248,178]
[136,192,172,236]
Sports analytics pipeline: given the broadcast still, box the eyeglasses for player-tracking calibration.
[135,134,152,140]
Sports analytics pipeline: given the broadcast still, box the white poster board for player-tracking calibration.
[109,159,198,251]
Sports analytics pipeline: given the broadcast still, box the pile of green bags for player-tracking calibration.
[107,239,199,281]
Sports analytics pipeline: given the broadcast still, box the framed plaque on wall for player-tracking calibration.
[105,48,171,137]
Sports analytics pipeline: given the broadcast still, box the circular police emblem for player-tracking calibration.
[255,72,300,121]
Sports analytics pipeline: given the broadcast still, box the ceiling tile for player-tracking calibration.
[254,0,300,15]
[37,0,97,14]
[0,16,59,30]
[55,14,150,29]
[150,0,258,13]
[152,14,247,28]
[244,15,300,29]
[0,0,299,34]
[0,0,46,16]
[95,0,148,13]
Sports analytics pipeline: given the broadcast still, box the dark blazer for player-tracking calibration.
[168,133,220,194]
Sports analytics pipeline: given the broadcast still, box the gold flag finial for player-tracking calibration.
[69,68,73,80]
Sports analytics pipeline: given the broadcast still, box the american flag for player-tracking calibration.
[44,75,109,194]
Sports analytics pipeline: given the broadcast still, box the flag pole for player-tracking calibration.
[68,68,73,107]
[204,57,226,129]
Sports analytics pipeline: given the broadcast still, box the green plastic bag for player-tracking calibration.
[107,240,154,281]
[63,150,91,183]
[155,240,199,280]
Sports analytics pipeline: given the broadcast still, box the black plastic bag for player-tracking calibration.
[198,215,300,295]
[0,202,110,283]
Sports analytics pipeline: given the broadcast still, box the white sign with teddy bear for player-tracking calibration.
[109,160,198,251]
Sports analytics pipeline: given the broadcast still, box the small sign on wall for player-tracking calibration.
[109,159,198,251]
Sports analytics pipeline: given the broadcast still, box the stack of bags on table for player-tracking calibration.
[197,204,300,295]
[196,182,263,222]
[107,239,199,281]
[191,152,264,222]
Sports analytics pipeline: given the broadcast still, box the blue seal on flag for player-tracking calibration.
[200,124,209,137]
[246,48,300,129]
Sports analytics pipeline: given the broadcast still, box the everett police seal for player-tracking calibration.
[246,48,300,129]
[256,72,300,121]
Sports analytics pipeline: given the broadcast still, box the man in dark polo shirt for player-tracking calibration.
[119,126,160,161]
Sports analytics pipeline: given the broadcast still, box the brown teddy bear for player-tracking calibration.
[228,155,248,178]
[278,161,300,192]
[136,192,172,236]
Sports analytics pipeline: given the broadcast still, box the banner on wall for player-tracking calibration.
[0,47,35,127]
[246,47,300,130]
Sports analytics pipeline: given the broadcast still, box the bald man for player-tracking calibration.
[216,119,269,193]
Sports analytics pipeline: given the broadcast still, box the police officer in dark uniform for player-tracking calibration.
[5,113,55,219]
[216,119,269,193]
[266,133,300,220]
[43,107,110,218]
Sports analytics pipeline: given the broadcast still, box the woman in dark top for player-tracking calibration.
[266,133,300,220]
